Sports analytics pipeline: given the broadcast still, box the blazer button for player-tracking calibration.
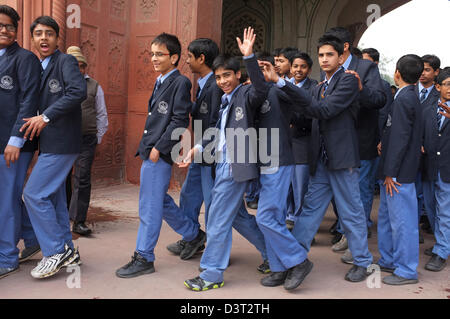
[149,112,152,116]
[439,134,442,137]
[144,130,148,134]
[437,152,441,156]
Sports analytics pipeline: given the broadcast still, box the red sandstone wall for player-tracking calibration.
[1,0,223,188]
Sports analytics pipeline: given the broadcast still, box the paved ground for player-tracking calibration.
[1,184,449,300]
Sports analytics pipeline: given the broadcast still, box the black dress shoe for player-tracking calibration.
[284,259,314,291]
[180,230,206,260]
[425,254,447,272]
[19,246,41,263]
[116,252,155,278]
[72,222,92,236]
[345,265,371,282]
[167,240,186,255]
[261,271,288,287]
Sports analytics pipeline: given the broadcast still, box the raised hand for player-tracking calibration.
[236,27,256,57]
[259,61,280,83]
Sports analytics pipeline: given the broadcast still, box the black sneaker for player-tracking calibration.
[0,267,19,280]
[284,259,314,291]
[167,240,186,255]
[184,276,224,292]
[382,274,418,286]
[257,260,271,274]
[261,271,288,287]
[180,230,206,260]
[344,265,372,283]
[19,245,41,263]
[115,252,155,279]
[425,254,447,272]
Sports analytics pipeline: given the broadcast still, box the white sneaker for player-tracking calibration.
[31,245,75,279]
[332,235,348,252]
[63,248,82,268]
[341,249,354,264]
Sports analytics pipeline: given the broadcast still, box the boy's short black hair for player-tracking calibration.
[324,27,354,49]
[152,33,182,67]
[0,5,20,30]
[317,34,344,56]
[436,69,450,85]
[422,54,441,71]
[351,47,363,59]
[272,48,282,57]
[212,54,240,73]
[279,47,299,62]
[255,52,275,66]
[30,16,60,37]
[289,52,313,69]
[396,54,424,84]
[362,48,380,63]
[188,38,219,69]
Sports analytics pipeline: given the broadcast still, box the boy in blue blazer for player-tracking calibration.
[0,5,41,280]
[116,33,206,279]
[421,69,450,272]
[20,16,87,279]
[181,28,269,291]
[282,35,373,283]
[377,54,424,285]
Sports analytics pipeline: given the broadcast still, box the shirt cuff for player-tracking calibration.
[194,144,204,153]
[243,53,255,60]
[276,77,286,88]
[8,136,26,149]
[42,114,50,123]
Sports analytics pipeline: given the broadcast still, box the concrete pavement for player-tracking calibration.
[1,184,448,299]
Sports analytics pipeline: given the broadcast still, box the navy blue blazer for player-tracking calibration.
[283,68,360,175]
[39,50,87,154]
[347,58,387,160]
[191,74,223,161]
[256,82,304,168]
[378,80,394,140]
[378,85,422,183]
[290,77,318,164]
[0,42,41,154]
[137,69,192,164]
[203,56,269,182]
[422,96,450,182]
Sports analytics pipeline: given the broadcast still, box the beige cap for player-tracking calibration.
[66,46,88,65]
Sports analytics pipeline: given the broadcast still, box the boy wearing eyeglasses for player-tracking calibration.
[0,5,41,280]
[115,33,206,279]
[421,69,450,273]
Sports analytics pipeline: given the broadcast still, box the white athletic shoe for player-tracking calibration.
[31,245,75,279]
[332,235,348,252]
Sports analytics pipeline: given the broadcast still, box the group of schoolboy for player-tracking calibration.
[1,4,449,293]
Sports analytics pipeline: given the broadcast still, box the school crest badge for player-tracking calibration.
[386,114,392,127]
[158,101,169,115]
[235,107,244,122]
[199,101,209,114]
[0,75,14,90]
[260,100,271,114]
[49,79,62,93]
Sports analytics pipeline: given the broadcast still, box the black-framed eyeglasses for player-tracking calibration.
[151,52,171,58]
[0,23,16,32]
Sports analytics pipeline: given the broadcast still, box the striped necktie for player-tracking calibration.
[420,88,428,103]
